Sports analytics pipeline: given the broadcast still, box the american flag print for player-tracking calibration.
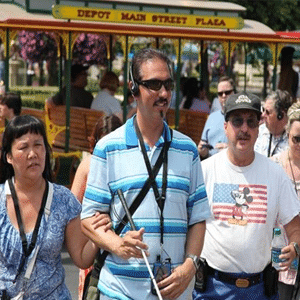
[212,183,268,225]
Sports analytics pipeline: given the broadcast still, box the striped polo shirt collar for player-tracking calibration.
[125,115,172,149]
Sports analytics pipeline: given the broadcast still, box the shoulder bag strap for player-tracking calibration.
[24,182,53,280]
[92,129,173,276]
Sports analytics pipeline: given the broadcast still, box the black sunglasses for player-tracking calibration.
[292,136,300,144]
[137,78,174,91]
[229,116,259,129]
[218,89,233,97]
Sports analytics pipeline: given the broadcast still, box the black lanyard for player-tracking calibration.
[8,179,49,283]
[267,132,285,157]
[134,118,169,245]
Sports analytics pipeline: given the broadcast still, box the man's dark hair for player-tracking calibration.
[0,93,22,116]
[218,76,236,93]
[71,64,88,82]
[131,48,172,82]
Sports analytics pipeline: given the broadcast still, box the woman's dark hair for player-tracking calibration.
[183,77,201,109]
[0,115,53,183]
[99,71,119,93]
[88,115,122,153]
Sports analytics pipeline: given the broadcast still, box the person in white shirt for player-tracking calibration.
[255,90,292,157]
[91,71,122,120]
[194,91,300,300]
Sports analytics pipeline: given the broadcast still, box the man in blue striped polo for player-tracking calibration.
[81,48,210,300]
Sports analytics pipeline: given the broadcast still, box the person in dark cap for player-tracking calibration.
[278,46,298,101]
[47,64,93,108]
[193,91,300,300]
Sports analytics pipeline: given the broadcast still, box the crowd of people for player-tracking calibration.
[1,47,300,300]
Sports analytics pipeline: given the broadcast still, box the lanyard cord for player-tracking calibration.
[134,118,168,245]
[8,179,49,283]
[267,132,285,157]
[288,150,299,196]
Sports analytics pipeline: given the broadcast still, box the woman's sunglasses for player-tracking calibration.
[292,136,300,144]
[137,78,174,91]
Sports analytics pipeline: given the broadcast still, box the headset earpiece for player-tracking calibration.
[130,65,139,96]
[275,91,284,121]
[277,111,283,120]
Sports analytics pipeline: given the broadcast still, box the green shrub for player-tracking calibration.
[9,86,58,109]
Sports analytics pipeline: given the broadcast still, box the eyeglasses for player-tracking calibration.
[229,116,259,129]
[218,89,233,97]
[137,78,174,91]
[292,136,300,144]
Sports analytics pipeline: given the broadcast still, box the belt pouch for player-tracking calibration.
[263,263,278,297]
[194,258,209,293]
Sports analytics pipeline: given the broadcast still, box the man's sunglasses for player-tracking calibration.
[218,89,233,97]
[229,116,259,129]
[137,78,174,91]
[292,136,300,144]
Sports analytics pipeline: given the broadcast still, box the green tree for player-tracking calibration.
[213,0,300,31]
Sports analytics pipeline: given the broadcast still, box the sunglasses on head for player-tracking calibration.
[292,136,300,144]
[137,78,174,91]
[229,116,259,129]
[218,89,233,97]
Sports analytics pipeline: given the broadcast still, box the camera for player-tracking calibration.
[151,256,172,295]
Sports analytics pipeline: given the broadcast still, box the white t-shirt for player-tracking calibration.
[91,89,122,116]
[201,149,300,274]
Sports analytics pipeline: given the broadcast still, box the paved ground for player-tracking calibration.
[62,247,79,300]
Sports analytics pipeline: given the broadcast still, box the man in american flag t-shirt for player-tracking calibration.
[193,92,300,300]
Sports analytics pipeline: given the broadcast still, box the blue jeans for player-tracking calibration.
[193,275,279,300]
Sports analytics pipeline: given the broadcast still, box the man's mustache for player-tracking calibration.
[237,132,251,140]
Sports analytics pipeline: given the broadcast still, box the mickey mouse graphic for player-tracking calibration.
[228,187,253,226]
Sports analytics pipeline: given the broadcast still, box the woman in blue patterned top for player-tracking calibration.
[0,115,102,299]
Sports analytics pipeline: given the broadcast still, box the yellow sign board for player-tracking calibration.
[52,5,244,30]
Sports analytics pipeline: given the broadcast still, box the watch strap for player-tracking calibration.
[185,254,200,270]
[292,242,300,256]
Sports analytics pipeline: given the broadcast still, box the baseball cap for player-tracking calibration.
[71,64,89,81]
[224,91,261,120]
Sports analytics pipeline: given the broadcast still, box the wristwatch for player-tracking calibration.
[186,254,200,270]
[292,242,300,257]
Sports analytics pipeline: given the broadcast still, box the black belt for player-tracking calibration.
[207,265,262,288]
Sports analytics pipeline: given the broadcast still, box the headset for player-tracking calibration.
[274,90,290,121]
[277,110,283,121]
[130,64,140,96]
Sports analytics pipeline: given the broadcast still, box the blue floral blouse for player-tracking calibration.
[0,182,81,299]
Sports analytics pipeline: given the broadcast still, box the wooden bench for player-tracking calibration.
[166,109,208,145]
[21,107,45,123]
[45,104,106,153]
